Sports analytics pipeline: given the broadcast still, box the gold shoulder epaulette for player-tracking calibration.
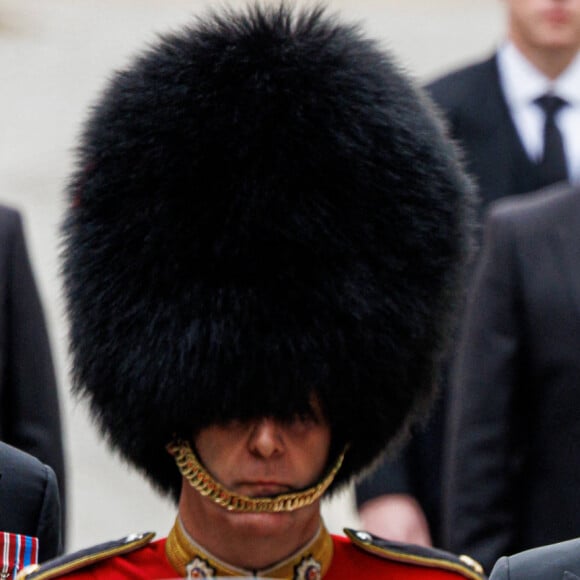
[17,532,156,580]
[344,529,486,579]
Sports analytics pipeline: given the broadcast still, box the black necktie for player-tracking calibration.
[534,94,569,186]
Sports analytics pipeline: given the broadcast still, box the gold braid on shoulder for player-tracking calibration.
[167,439,346,513]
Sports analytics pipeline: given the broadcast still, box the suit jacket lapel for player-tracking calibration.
[469,56,539,202]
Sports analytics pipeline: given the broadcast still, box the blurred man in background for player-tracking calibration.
[448,178,580,573]
[355,0,580,554]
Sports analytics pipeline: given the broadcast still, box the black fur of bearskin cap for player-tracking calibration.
[62,3,474,501]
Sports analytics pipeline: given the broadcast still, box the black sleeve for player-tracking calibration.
[0,207,67,536]
[354,390,446,544]
[36,463,63,562]
[0,442,63,563]
[355,454,411,507]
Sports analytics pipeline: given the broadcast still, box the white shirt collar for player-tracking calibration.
[498,41,580,105]
[497,41,553,108]
[554,51,580,106]
[496,41,580,181]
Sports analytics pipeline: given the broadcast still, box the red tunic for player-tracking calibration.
[329,535,481,579]
[31,534,483,579]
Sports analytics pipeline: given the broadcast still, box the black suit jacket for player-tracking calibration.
[446,184,580,571]
[490,538,580,580]
[0,205,66,530]
[0,441,62,563]
[355,54,568,548]
[428,55,556,210]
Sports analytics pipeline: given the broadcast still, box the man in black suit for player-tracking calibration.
[0,441,62,571]
[489,537,580,580]
[355,0,580,550]
[428,1,580,209]
[0,205,66,533]
[449,183,580,572]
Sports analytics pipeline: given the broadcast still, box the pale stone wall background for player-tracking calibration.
[0,0,503,551]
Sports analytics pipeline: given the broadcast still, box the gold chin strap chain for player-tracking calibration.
[167,439,346,513]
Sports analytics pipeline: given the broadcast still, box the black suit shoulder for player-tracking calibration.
[0,206,34,287]
[481,184,580,270]
[426,56,497,115]
[490,537,580,579]
[424,55,524,208]
[0,441,63,562]
[487,183,580,233]
[0,204,23,252]
[0,203,21,221]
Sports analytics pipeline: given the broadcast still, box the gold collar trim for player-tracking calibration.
[165,517,333,579]
[167,439,346,513]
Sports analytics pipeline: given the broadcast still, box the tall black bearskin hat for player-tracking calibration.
[63,3,473,502]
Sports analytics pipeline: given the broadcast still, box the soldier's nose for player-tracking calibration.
[248,419,284,458]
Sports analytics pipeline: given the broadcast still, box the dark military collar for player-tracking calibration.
[16,532,156,579]
[165,517,333,579]
[345,529,485,579]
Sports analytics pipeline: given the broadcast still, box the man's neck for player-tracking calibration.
[167,512,333,578]
[177,492,323,570]
[510,35,578,79]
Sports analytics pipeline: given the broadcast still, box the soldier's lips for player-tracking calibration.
[236,482,293,497]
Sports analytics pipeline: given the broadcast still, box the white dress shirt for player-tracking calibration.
[497,41,580,184]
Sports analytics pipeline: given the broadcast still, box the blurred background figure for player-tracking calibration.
[444,0,580,570]
[0,204,66,538]
[355,0,580,551]
[430,0,580,210]
[450,182,580,572]
[0,440,63,574]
